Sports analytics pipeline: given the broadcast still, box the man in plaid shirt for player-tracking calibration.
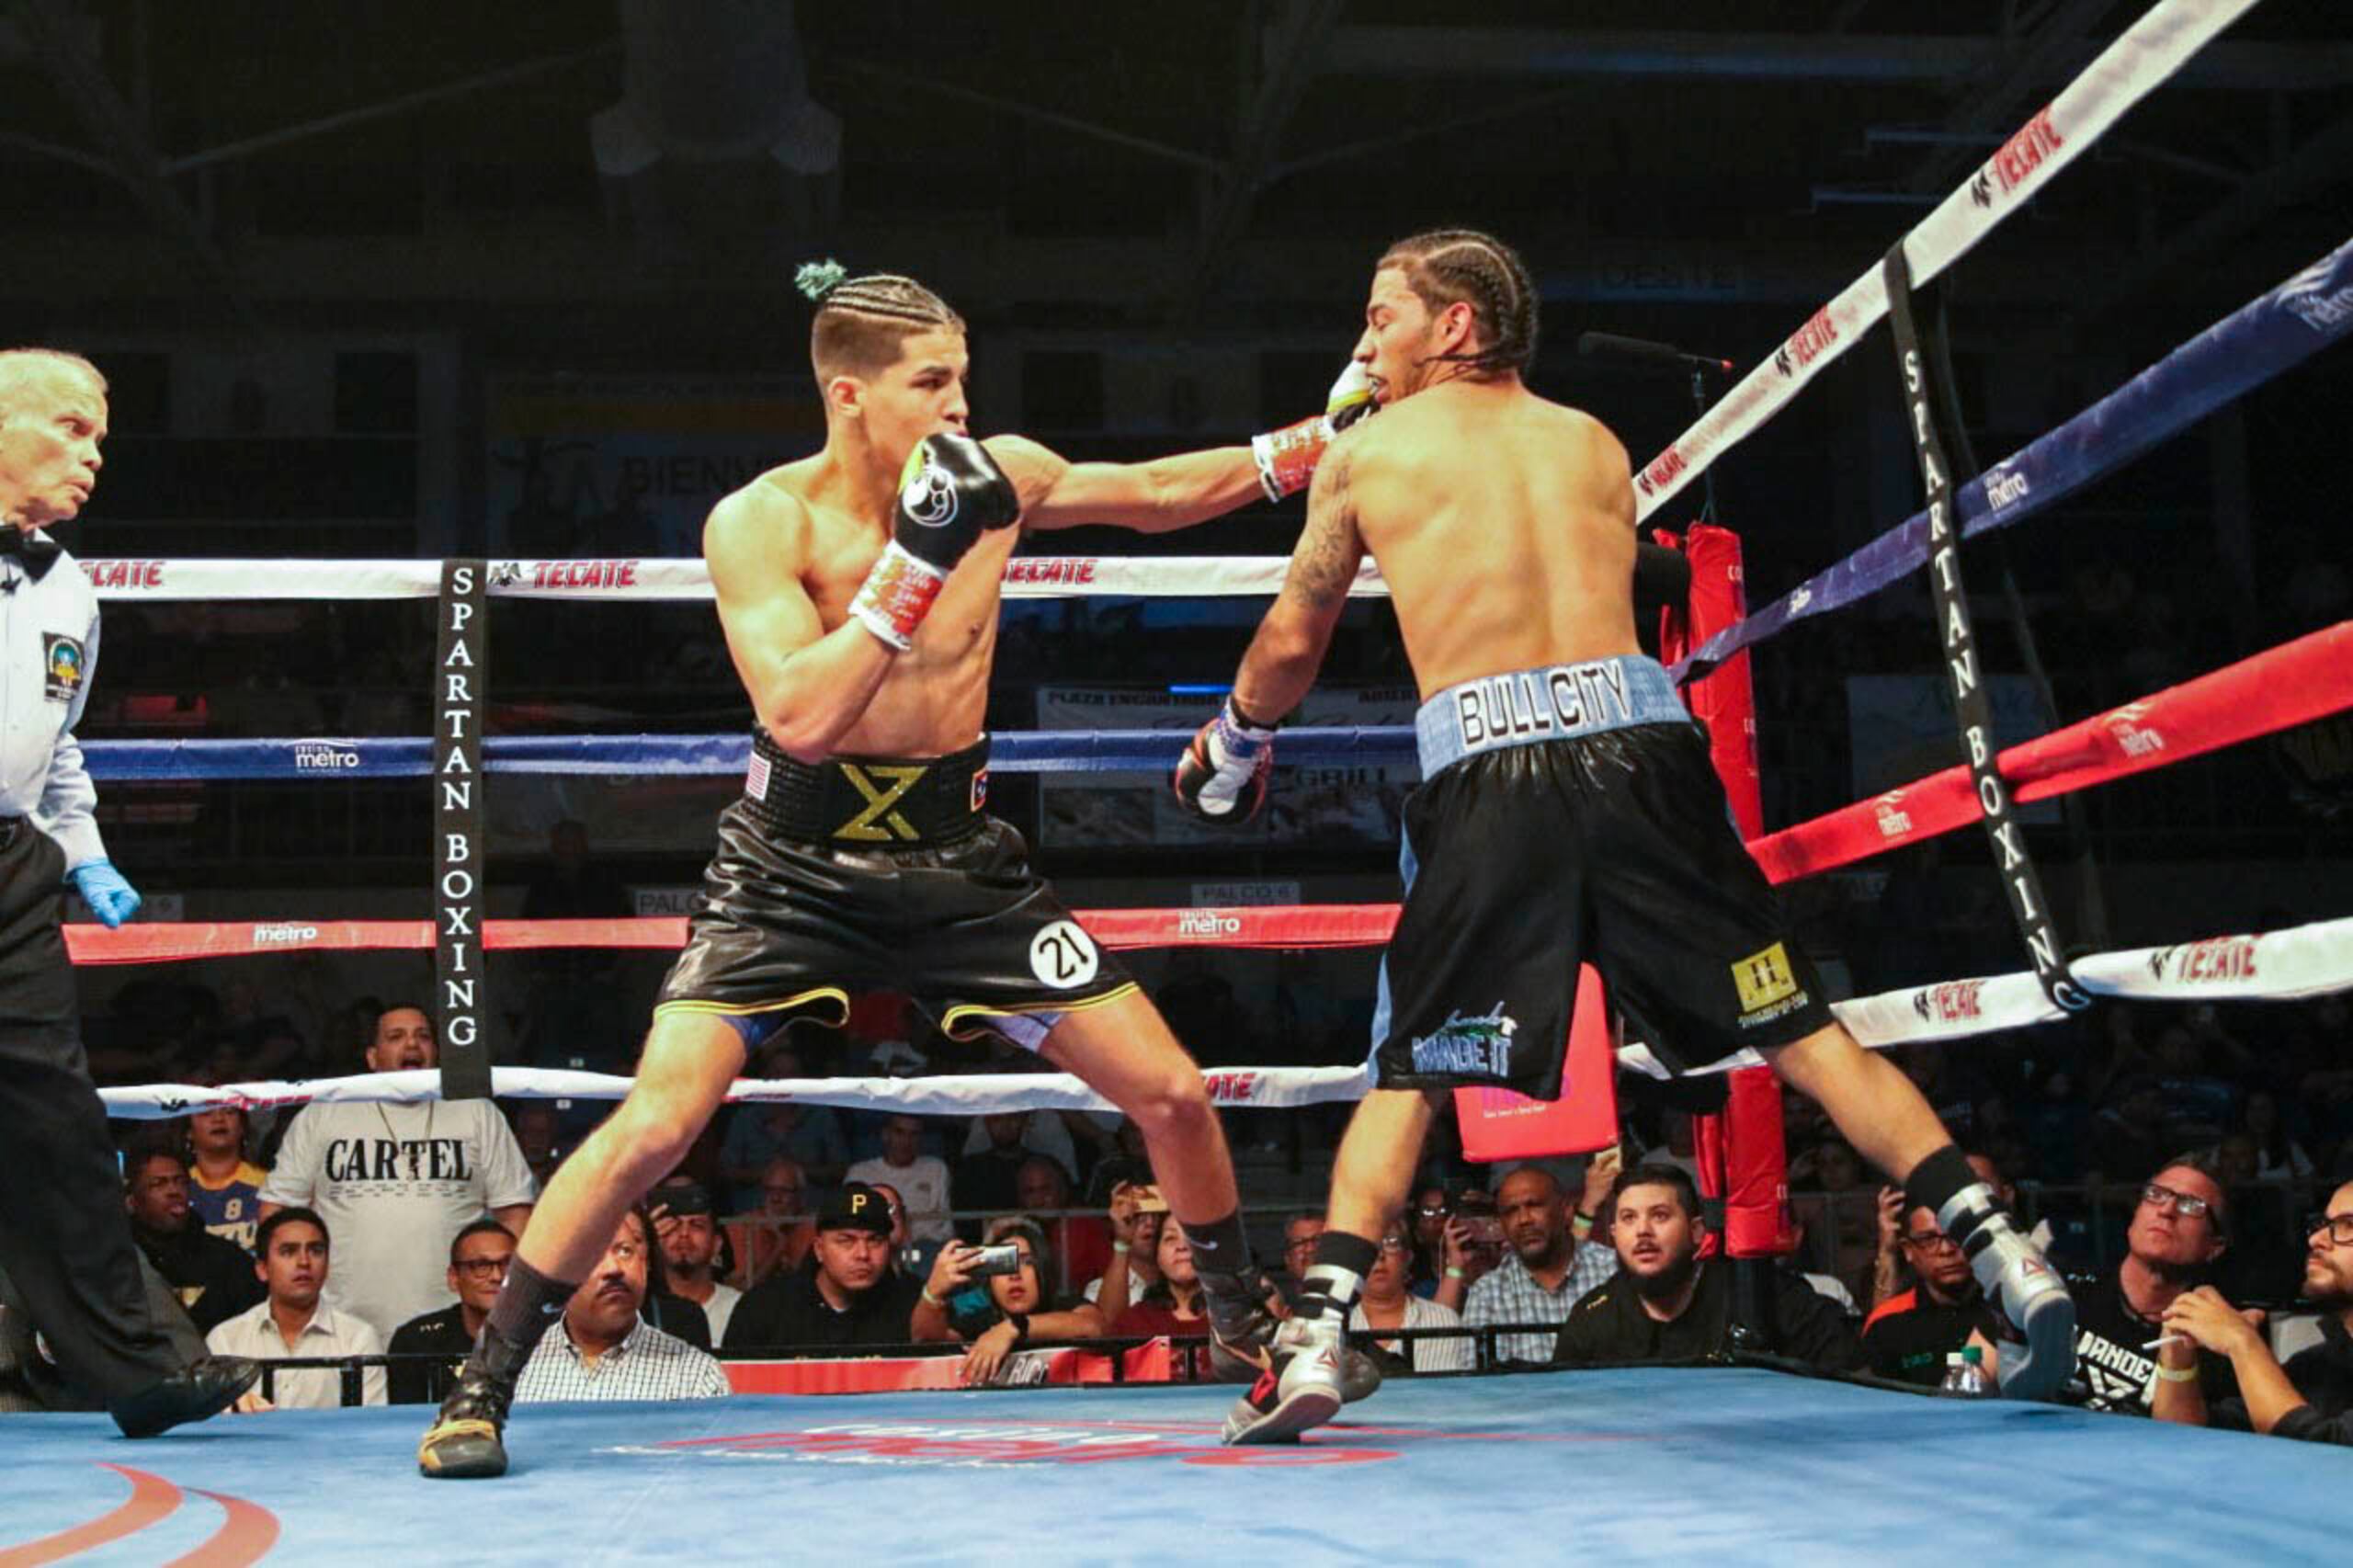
[516,1208,729,1403]
[1462,1168,1616,1364]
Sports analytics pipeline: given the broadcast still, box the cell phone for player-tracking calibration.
[968,1244,1025,1278]
[1465,1217,1505,1246]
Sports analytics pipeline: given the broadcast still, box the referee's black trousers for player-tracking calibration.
[0,818,181,1401]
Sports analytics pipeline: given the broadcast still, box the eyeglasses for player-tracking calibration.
[1415,1205,1449,1220]
[1900,1230,1960,1253]
[2141,1183,2214,1220]
[1376,1236,1411,1253]
[453,1256,513,1278]
[2310,1212,2353,1246]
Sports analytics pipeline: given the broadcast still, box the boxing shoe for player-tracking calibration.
[417,1363,518,1479]
[1222,1310,1347,1446]
[109,1355,261,1438]
[1939,1195,2075,1401]
[1200,1267,1381,1403]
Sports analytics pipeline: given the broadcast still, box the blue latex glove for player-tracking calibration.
[69,859,142,928]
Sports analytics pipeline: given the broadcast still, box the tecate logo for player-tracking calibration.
[1910,979,1986,1024]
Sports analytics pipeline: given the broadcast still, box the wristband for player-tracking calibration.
[1112,1241,1131,1256]
[921,1285,944,1308]
[1444,1267,1467,1280]
[848,540,948,652]
[2152,1362,2199,1383]
[1250,416,1333,502]
[1571,1213,1594,1239]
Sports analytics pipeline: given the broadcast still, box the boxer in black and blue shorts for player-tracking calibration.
[1370,653,1835,1101]
[1178,227,2072,1444]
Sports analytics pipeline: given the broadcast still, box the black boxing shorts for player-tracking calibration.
[654,733,1136,1050]
[1370,654,1836,1097]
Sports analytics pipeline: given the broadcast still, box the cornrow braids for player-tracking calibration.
[1375,228,1540,376]
[800,257,966,381]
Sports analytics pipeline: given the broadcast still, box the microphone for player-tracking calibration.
[1577,332,1735,374]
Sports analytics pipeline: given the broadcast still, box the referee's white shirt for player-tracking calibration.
[0,532,105,868]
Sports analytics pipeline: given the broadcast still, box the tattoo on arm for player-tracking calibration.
[1286,447,1360,610]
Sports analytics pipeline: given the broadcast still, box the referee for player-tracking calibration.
[1,347,256,1436]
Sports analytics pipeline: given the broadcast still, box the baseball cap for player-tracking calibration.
[816,1182,893,1237]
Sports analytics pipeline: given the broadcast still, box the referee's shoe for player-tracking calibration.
[110,1356,261,1438]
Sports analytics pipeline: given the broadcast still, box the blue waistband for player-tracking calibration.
[1414,654,1688,777]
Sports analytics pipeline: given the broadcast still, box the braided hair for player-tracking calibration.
[1374,229,1539,377]
[796,258,966,381]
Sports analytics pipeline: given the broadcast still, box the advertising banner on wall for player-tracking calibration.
[486,375,822,558]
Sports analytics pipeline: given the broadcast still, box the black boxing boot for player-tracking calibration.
[418,1256,575,1479]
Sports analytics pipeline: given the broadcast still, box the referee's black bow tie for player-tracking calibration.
[0,527,63,582]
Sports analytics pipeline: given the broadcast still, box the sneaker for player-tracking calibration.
[1201,1268,1382,1404]
[1221,1312,1345,1446]
[1958,1217,2075,1401]
[417,1365,517,1479]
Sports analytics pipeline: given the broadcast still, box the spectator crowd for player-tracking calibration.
[0,984,2341,1455]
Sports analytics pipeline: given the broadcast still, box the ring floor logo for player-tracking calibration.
[606,1419,1397,1470]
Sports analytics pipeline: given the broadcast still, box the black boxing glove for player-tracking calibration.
[849,434,1023,651]
[1172,697,1279,824]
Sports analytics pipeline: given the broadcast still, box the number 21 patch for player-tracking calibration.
[1029,920,1100,990]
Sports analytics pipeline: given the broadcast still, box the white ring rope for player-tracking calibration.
[99,914,2353,1119]
[76,555,1377,603]
[1627,0,2261,521]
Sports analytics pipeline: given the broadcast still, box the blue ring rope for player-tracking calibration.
[77,728,1424,780]
[1670,238,2353,679]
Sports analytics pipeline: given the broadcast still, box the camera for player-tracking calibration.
[968,1244,1026,1278]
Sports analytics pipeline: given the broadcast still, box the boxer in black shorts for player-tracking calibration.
[1370,653,1836,1103]
[1176,228,2072,1443]
[421,263,1374,1479]
[655,732,1139,1047]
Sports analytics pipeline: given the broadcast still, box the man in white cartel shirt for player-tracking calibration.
[260,1006,537,1339]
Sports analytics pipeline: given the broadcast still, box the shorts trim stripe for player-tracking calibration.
[939,982,1140,1041]
[652,987,852,1026]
